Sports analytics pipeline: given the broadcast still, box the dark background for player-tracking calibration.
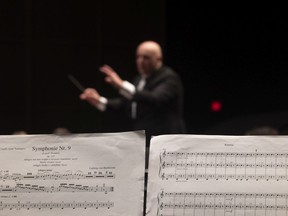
[1,2,288,135]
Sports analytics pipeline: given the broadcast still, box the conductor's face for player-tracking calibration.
[136,41,162,77]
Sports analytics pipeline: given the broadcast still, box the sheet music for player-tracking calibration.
[146,134,288,216]
[0,131,145,216]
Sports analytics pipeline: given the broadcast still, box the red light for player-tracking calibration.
[211,100,222,112]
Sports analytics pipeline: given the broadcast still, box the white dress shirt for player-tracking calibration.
[95,78,146,116]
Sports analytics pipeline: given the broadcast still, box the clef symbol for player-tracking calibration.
[161,173,165,180]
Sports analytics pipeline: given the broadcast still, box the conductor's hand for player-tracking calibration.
[99,65,124,89]
[80,88,101,107]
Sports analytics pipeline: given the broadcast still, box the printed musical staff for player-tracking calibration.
[157,191,288,216]
[159,151,288,181]
[0,201,114,210]
[0,183,113,194]
[0,170,115,181]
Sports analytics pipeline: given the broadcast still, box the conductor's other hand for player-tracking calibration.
[99,65,123,89]
[80,88,101,107]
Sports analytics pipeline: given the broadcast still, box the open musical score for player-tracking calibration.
[0,131,145,216]
[159,151,288,181]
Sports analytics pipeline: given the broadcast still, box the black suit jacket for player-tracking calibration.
[107,65,186,137]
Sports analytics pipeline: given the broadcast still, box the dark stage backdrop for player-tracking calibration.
[166,6,288,134]
[1,2,288,135]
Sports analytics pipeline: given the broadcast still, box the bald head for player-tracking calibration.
[136,41,163,77]
[137,41,162,59]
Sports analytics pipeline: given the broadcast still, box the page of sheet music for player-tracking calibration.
[0,131,145,216]
[146,134,288,216]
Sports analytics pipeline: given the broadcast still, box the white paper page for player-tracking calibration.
[0,131,145,216]
[147,134,288,216]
